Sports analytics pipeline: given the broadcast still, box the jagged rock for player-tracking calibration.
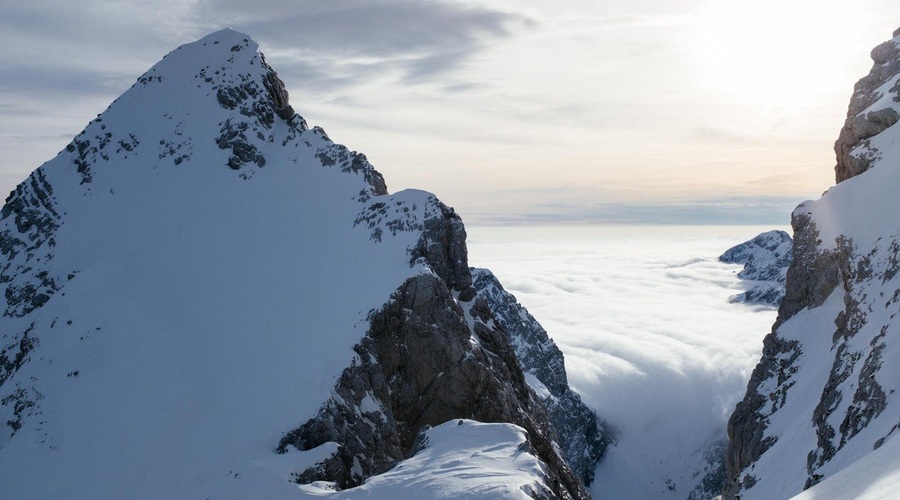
[834,32,900,183]
[259,53,295,121]
[687,439,729,500]
[279,271,590,499]
[776,213,846,327]
[720,230,793,306]
[411,203,475,300]
[470,267,609,485]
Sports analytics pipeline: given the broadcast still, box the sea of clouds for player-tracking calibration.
[466,224,786,499]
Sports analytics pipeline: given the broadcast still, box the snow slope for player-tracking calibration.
[299,420,554,499]
[725,27,900,499]
[0,29,582,499]
[790,433,900,500]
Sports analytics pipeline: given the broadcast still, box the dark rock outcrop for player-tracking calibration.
[470,268,609,485]
[411,205,474,300]
[835,33,900,183]
[775,214,846,326]
[723,213,847,498]
[278,271,589,499]
[278,208,590,499]
[719,230,793,307]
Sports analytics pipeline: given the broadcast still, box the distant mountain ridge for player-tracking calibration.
[719,230,792,307]
[725,26,900,499]
[0,29,599,499]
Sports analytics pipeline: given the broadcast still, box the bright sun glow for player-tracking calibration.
[695,0,858,106]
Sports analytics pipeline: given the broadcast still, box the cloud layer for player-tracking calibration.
[467,224,781,498]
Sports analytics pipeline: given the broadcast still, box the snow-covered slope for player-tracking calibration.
[0,30,587,499]
[719,230,792,307]
[299,420,558,499]
[789,433,900,500]
[725,27,900,499]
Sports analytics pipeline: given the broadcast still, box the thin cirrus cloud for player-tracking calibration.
[0,0,535,200]
[459,190,804,225]
[191,0,535,85]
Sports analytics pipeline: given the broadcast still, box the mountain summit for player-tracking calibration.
[0,30,601,499]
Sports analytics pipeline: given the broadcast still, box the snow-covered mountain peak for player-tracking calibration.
[59,28,293,183]
[0,31,593,499]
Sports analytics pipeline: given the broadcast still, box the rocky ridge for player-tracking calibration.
[470,267,609,485]
[835,27,900,183]
[278,202,589,498]
[719,230,793,307]
[725,27,900,499]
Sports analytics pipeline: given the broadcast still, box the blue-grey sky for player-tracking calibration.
[2,0,900,224]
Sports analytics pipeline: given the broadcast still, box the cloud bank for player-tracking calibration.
[467,224,780,498]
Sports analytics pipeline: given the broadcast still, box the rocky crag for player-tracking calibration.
[278,206,589,499]
[725,27,900,499]
[470,268,609,485]
[719,230,793,307]
[0,30,592,499]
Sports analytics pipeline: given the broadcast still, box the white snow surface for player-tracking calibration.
[0,29,522,499]
[790,434,900,500]
[299,420,552,499]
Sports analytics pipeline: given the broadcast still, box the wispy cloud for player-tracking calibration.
[192,0,535,84]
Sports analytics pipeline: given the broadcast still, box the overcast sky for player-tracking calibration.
[2,0,900,224]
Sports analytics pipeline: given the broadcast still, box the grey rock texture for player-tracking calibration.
[835,31,900,183]
[470,267,609,485]
[412,204,474,299]
[719,230,793,306]
[279,200,590,498]
[687,438,729,500]
[278,272,590,499]
[723,213,848,498]
[775,214,845,326]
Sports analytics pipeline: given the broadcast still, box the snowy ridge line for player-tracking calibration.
[0,29,594,499]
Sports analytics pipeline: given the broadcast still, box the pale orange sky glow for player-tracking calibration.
[1,0,899,223]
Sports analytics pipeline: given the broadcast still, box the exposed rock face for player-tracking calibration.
[278,197,589,498]
[725,27,900,499]
[279,266,590,499]
[834,31,900,183]
[687,439,729,500]
[719,230,793,307]
[470,267,609,485]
